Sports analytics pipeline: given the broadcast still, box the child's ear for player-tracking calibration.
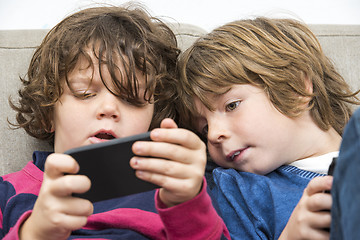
[46,120,55,133]
[304,74,313,95]
[302,74,314,108]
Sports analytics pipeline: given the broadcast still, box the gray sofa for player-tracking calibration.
[1,23,360,176]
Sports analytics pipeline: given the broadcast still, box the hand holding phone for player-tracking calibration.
[65,132,158,202]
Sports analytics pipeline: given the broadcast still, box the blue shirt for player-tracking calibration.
[209,165,324,240]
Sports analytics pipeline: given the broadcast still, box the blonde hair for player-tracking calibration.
[178,17,359,135]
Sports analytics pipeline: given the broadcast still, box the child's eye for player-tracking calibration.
[226,100,241,112]
[74,91,96,99]
[83,92,95,99]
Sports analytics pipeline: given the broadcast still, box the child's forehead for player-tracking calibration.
[192,89,225,112]
[76,45,124,67]
[71,46,135,77]
[67,46,147,88]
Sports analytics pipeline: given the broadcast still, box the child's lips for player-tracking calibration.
[89,130,117,143]
[226,147,249,162]
[94,132,116,140]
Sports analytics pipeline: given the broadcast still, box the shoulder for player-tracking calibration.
[211,166,314,197]
[1,161,43,198]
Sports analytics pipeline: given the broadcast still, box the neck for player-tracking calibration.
[292,111,342,162]
[300,123,341,160]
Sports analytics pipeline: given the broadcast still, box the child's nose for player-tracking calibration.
[96,93,120,120]
[207,118,228,144]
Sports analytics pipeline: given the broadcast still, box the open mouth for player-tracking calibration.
[95,132,116,140]
[231,151,241,161]
[226,147,249,162]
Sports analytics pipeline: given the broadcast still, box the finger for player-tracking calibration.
[50,175,91,197]
[160,118,178,129]
[300,208,331,229]
[61,197,94,217]
[130,156,201,179]
[302,227,330,240]
[49,213,89,231]
[150,128,205,150]
[305,176,333,196]
[133,141,183,162]
[310,211,332,229]
[134,169,172,187]
[132,140,206,166]
[159,179,203,206]
[307,192,332,212]
[135,169,201,195]
[45,153,79,178]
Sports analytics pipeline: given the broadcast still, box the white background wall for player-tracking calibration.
[1,0,360,32]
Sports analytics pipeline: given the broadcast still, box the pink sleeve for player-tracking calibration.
[155,178,230,240]
[2,210,32,240]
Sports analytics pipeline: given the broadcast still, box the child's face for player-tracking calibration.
[195,84,308,175]
[52,51,154,153]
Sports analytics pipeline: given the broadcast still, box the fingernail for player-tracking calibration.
[151,129,159,139]
[133,142,143,153]
[136,170,144,177]
[131,157,140,166]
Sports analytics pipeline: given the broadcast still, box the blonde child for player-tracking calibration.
[177,17,359,239]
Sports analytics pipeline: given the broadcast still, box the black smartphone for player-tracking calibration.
[323,156,337,232]
[327,157,337,176]
[325,157,337,195]
[65,132,158,203]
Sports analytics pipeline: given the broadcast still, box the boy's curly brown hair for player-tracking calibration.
[9,5,180,143]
